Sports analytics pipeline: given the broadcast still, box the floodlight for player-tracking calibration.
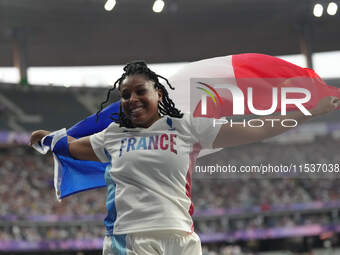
[313,3,324,17]
[104,0,116,11]
[327,2,338,15]
[153,0,165,13]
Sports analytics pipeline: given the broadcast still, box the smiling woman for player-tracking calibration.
[119,75,162,128]
[29,59,340,255]
[96,61,183,128]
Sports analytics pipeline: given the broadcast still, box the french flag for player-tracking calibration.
[33,53,340,200]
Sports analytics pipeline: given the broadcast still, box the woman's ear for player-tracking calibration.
[157,89,163,101]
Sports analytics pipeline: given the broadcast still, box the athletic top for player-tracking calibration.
[90,113,222,235]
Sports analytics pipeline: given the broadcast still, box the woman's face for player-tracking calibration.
[120,74,162,128]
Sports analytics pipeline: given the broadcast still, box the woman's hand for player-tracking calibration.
[29,130,101,162]
[29,130,51,146]
[310,96,340,116]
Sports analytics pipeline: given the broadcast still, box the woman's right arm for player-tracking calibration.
[68,136,100,161]
[30,130,100,162]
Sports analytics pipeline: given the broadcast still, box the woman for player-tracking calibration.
[30,61,340,255]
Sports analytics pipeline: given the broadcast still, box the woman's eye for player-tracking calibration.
[121,89,146,99]
[136,89,146,95]
[121,93,130,99]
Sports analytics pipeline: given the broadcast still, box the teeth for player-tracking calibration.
[131,107,143,113]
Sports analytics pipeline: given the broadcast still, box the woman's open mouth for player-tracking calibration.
[130,105,145,116]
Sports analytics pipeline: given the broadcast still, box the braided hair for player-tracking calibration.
[96,61,183,128]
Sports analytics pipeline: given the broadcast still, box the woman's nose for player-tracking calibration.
[129,92,139,102]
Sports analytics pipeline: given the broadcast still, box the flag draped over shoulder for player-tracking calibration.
[34,53,340,200]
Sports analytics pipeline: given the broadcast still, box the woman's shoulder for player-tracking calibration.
[168,112,190,120]
[103,121,121,133]
[167,113,192,129]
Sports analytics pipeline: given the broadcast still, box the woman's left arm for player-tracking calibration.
[213,96,340,148]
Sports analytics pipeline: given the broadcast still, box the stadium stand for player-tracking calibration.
[1,135,340,253]
[0,83,119,131]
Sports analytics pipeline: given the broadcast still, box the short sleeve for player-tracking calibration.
[89,130,110,162]
[187,114,224,149]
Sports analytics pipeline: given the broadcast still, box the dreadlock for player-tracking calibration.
[96,61,183,128]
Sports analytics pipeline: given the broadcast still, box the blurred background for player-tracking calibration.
[1,0,340,254]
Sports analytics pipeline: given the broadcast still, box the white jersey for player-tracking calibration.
[90,113,221,235]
